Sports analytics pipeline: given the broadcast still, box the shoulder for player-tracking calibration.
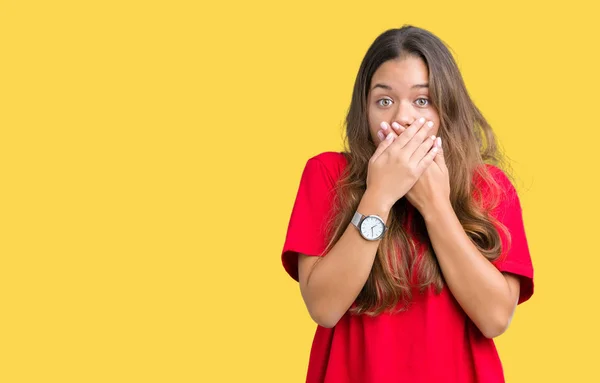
[484,164,511,184]
[304,151,348,185]
[473,164,518,211]
[309,151,348,168]
[474,164,516,193]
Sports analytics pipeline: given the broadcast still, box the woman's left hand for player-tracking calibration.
[405,136,451,214]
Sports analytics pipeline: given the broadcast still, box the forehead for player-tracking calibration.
[370,57,429,89]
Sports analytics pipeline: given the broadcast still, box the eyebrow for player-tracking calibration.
[371,83,429,91]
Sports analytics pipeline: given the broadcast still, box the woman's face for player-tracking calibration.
[367,56,440,144]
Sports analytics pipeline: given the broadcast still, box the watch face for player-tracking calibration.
[360,215,385,240]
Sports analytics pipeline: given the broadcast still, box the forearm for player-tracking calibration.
[301,191,390,328]
[422,200,515,338]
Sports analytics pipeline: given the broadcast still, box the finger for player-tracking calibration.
[389,117,428,150]
[409,134,437,164]
[433,137,446,168]
[416,142,440,172]
[402,120,435,155]
[371,130,396,163]
[391,122,406,135]
[379,121,398,141]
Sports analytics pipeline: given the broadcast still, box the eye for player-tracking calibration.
[376,98,393,107]
[416,98,430,107]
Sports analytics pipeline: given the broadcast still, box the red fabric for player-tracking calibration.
[281,151,534,383]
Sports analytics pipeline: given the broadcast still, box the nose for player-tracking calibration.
[394,101,418,128]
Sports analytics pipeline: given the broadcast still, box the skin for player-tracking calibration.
[298,56,521,338]
[367,56,441,141]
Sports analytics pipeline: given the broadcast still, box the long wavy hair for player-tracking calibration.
[322,25,513,316]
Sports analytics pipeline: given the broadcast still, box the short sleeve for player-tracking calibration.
[485,165,535,304]
[281,155,340,282]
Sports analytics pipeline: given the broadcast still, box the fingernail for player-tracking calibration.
[427,121,434,128]
[437,137,442,147]
[419,117,425,123]
[380,121,389,130]
[431,135,436,140]
[391,122,401,130]
[378,131,385,141]
[387,132,394,140]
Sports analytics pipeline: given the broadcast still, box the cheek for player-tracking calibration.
[369,127,379,143]
[429,121,440,137]
[367,112,379,138]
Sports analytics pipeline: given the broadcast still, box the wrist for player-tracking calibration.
[421,197,453,222]
[359,189,392,223]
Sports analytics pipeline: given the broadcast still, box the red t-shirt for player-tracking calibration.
[281,151,534,383]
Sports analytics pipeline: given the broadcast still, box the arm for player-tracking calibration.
[421,201,521,338]
[292,119,439,328]
[298,190,390,328]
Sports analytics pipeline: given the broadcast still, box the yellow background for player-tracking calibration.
[1,0,598,382]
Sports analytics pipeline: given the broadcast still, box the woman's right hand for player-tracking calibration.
[366,117,439,210]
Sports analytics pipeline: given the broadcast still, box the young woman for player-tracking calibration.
[281,25,534,382]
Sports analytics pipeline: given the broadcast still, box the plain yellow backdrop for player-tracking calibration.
[1,0,599,382]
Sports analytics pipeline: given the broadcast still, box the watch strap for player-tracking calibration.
[351,211,363,227]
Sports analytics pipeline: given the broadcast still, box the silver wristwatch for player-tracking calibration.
[351,211,387,241]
